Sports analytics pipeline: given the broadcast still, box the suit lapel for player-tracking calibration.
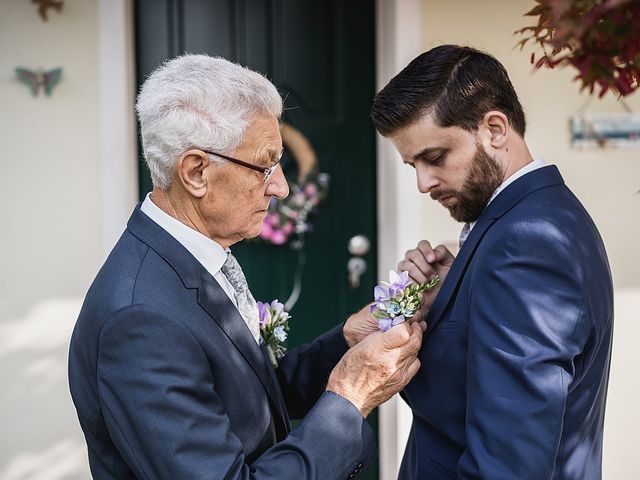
[127,205,289,435]
[425,215,496,333]
[426,165,565,334]
[197,270,289,433]
[260,342,292,439]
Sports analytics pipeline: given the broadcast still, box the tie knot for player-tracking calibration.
[221,252,248,293]
[459,223,471,249]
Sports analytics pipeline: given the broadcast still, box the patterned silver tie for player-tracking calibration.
[459,223,471,249]
[220,252,261,343]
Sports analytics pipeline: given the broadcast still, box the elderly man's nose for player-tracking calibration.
[266,166,289,199]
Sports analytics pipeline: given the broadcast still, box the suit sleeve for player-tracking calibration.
[276,323,350,418]
[458,220,589,479]
[97,306,374,480]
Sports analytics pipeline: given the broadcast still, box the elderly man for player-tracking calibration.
[68,55,423,479]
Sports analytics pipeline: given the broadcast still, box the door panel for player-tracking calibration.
[183,0,235,55]
[135,2,378,478]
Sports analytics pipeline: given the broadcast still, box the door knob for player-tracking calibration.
[347,235,370,289]
[348,235,370,256]
[347,257,367,289]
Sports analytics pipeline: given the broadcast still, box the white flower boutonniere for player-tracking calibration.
[257,299,291,368]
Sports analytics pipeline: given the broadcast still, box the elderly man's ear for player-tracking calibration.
[177,149,209,198]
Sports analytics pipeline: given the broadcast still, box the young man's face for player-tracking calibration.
[389,113,504,223]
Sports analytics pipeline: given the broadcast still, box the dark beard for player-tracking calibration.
[432,145,503,223]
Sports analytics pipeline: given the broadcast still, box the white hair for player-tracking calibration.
[135,54,283,189]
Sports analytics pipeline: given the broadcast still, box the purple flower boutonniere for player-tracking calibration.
[257,299,291,368]
[371,271,440,332]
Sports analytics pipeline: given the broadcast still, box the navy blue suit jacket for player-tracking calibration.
[399,166,613,479]
[69,206,375,479]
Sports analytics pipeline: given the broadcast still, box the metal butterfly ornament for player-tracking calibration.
[15,67,63,96]
[33,0,64,22]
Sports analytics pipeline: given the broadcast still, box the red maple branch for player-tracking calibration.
[516,0,640,97]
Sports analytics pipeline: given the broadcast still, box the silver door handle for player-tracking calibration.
[347,234,370,289]
[347,257,367,289]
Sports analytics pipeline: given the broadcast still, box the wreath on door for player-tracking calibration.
[259,122,330,249]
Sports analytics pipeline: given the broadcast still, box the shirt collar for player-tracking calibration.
[140,193,228,276]
[469,159,547,231]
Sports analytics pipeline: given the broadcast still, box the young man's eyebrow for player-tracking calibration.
[413,147,446,161]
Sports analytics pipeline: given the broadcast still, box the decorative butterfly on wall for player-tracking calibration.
[15,67,63,96]
[33,0,64,22]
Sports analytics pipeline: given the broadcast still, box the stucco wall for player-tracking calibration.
[0,1,102,477]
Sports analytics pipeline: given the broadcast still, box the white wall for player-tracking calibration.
[0,0,103,316]
[379,0,640,478]
[0,1,135,478]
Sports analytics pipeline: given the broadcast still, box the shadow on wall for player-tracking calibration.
[0,298,90,480]
[603,288,640,480]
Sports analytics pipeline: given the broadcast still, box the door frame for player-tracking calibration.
[98,0,138,257]
[374,1,424,478]
[99,1,423,478]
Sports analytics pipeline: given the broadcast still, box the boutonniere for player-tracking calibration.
[371,271,440,332]
[257,299,291,368]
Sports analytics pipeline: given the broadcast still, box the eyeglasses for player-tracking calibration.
[196,148,283,183]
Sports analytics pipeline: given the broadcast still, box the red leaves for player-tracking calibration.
[535,56,551,68]
[524,4,548,16]
[516,0,640,97]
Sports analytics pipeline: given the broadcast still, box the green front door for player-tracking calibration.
[135,1,378,477]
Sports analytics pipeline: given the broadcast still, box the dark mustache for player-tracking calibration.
[430,190,458,201]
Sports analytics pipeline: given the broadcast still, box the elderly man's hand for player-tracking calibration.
[328,321,425,418]
[397,240,455,317]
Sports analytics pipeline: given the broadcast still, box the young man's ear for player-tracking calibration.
[176,149,209,198]
[479,111,508,150]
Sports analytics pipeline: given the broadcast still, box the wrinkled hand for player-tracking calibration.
[327,321,425,418]
[397,240,455,317]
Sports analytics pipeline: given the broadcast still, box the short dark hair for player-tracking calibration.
[371,45,526,137]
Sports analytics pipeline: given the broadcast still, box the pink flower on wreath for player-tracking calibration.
[304,183,318,197]
[265,213,279,226]
[282,221,295,235]
[271,230,288,245]
[260,223,274,240]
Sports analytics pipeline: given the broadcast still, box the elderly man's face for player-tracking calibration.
[201,113,289,246]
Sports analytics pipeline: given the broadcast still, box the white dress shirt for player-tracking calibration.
[469,159,548,232]
[140,193,238,307]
